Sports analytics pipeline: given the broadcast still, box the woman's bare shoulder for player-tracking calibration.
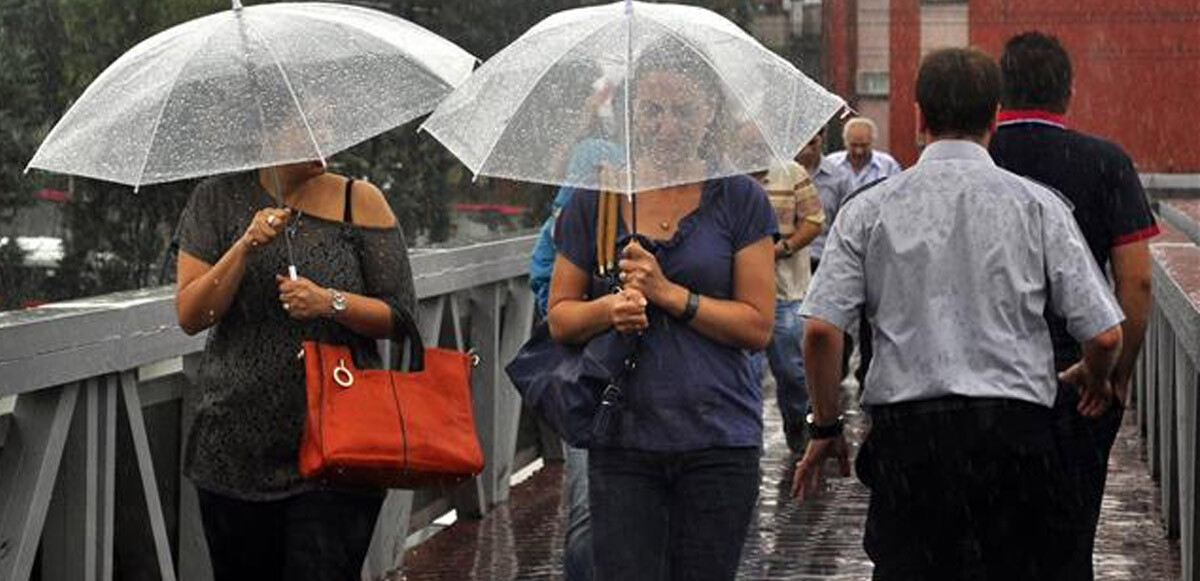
[342,177,397,228]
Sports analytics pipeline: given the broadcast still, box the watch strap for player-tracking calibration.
[679,290,700,323]
[806,414,844,440]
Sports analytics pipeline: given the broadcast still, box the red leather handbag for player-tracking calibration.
[299,314,484,489]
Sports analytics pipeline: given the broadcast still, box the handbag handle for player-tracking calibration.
[340,180,427,372]
[389,309,426,372]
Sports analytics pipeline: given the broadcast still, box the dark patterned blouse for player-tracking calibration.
[177,171,416,500]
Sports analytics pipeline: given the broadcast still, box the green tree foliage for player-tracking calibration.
[0,0,227,309]
[0,0,766,309]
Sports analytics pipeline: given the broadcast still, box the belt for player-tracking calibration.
[866,395,1048,424]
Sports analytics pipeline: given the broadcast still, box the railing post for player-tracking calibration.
[119,371,177,581]
[363,489,415,580]
[469,282,523,507]
[1147,306,1163,481]
[177,353,212,581]
[0,384,78,581]
[1135,319,1149,438]
[1176,343,1195,578]
[1160,316,1181,538]
[1177,347,1200,580]
[42,377,117,581]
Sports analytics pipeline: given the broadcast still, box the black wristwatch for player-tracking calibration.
[678,290,700,323]
[805,412,844,440]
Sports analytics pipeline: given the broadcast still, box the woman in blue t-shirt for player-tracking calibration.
[546,63,776,580]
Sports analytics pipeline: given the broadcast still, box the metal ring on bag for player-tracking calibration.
[333,359,354,387]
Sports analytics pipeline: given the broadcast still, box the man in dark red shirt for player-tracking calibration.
[989,31,1159,579]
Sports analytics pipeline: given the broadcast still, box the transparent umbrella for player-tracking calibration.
[422,0,846,229]
[26,0,477,190]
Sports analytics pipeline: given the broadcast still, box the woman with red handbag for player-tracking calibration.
[174,159,416,580]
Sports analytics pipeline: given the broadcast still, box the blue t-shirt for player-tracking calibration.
[553,175,776,451]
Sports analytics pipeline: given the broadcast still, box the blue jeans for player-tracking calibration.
[564,446,593,581]
[589,447,760,581]
[765,299,808,448]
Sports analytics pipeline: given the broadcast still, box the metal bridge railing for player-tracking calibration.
[0,235,541,581]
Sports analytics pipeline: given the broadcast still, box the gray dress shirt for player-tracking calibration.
[801,140,1123,408]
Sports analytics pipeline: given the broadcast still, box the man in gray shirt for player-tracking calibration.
[803,128,854,273]
[791,47,1124,579]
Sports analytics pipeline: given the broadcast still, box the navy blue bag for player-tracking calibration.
[504,321,637,448]
[506,188,649,448]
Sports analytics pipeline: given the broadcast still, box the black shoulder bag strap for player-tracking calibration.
[343,178,355,223]
[343,176,424,371]
[590,191,636,438]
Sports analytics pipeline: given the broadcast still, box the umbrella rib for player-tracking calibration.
[132,19,227,190]
[240,16,327,164]
[473,14,622,179]
[639,16,790,170]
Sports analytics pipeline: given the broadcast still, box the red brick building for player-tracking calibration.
[825,0,1200,172]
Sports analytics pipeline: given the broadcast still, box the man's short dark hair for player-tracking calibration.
[916,47,1002,138]
[1000,31,1072,113]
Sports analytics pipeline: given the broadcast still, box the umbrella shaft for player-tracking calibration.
[631,195,637,234]
[269,167,299,279]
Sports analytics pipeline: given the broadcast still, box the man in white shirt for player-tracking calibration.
[825,117,902,192]
[793,47,1124,579]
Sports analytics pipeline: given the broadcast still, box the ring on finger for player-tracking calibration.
[267,215,278,226]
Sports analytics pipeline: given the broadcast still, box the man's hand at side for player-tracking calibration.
[791,435,851,502]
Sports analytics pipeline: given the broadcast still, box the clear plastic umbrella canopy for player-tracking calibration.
[26,1,476,189]
[421,0,845,195]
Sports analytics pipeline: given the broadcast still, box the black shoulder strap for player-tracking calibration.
[343,178,355,223]
[840,176,888,210]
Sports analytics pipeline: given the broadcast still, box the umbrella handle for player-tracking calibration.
[266,166,299,280]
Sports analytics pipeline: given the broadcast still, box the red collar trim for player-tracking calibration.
[997,109,1066,127]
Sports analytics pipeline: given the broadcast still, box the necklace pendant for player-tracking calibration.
[659,220,670,231]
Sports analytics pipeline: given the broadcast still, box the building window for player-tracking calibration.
[857,71,890,97]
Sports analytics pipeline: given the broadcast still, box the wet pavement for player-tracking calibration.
[401,378,1180,580]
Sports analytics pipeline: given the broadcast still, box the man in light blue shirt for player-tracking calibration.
[825,117,902,193]
[792,47,1124,579]
[801,129,854,271]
